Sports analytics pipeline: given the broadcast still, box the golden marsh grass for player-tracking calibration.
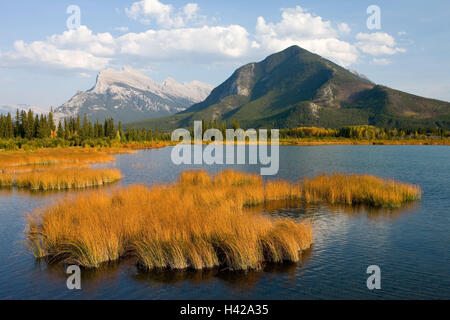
[300,174,421,207]
[0,173,13,187]
[27,170,312,271]
[26,170,420,271]
[0,148,116,170]
[261,173,421,208]
[0,148,125,191]
[15,168,122,190]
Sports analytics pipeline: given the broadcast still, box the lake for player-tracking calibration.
[0,146,449,299]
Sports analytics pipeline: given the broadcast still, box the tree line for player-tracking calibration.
[280,126,450,140]
[1,109,448,149]
[0,109,170,148]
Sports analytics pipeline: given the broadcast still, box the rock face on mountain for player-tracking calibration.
[55,67,213,123]
[128,45,450,130]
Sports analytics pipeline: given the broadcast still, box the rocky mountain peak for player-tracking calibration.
[55,68,213,123]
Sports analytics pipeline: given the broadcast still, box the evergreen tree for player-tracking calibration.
[48,107,56,132]
[57,121,64,138]
[14,109,20,137]
[75,115,81,136]
[82,114,88,138]
[6,113,13,138]
[63,118,70,139]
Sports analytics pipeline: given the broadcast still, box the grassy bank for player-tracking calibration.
[279,138,450,146]
[2,137,450,151]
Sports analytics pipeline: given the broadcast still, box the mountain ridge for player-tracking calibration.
[127,45,450,130]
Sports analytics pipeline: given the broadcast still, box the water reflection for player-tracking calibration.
[132,249,312,291]
[43,260,124,289]
[326,202,419,221]
[1,183,120,198]
[251,199,417,222]
[35,245,314,292]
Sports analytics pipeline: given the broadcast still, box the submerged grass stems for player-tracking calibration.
[26,170,420,271]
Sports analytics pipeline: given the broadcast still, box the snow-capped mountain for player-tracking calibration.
[55,67,213,123]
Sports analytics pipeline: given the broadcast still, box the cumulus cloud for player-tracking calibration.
[356,32,406,56]
[125,0,204,28]
[0,26,114,72]
[117,25,250,59]
[254,6,359,67]
[0,22,250,72]
[47,26,116,56]
[0,38,110,71]
[0,2,407,74]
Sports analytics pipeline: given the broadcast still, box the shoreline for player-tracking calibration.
[2,138,450,152]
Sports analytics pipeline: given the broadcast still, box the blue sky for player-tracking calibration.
[0,0,449,109]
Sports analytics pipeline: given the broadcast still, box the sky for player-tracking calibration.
[0,0,449,110]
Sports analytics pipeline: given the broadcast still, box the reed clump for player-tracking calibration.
[26,170,312,271]
[15,168,122,190]
[301,173,421,208]
[0,148,124,191]
[260,173,421,208]
[0,173,13,187]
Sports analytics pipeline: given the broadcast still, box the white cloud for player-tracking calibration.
[338,23,351,35]
[0,26,114,72]
[125,0,204,28]
[0,39,110,71]
[0,3,407,75]
[0,22,250,72]
[356,32,406,56]
[254,6,359,67]
[47,26,116,56]
[183,3,199,20]
[257,7,337,39]
[117,25,250,59]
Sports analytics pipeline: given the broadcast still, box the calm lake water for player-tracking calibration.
[0,146,449,299]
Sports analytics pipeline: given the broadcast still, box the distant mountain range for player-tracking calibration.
[55,67,213,123]
[128,45,450,130]
[0,104,48,116]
